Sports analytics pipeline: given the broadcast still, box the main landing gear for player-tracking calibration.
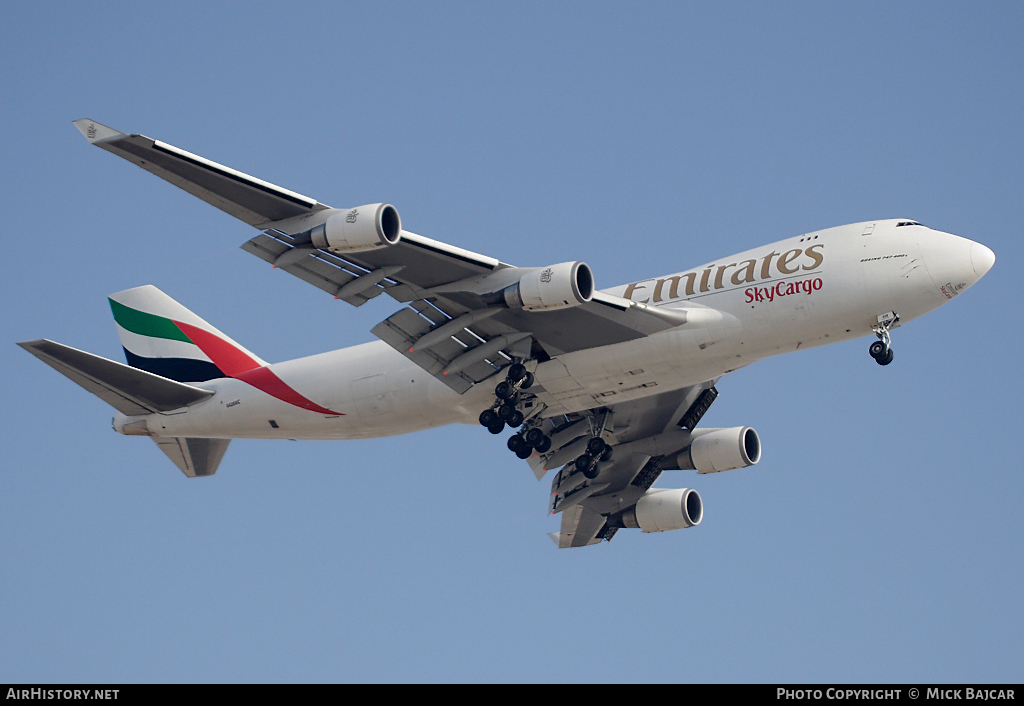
[478,362,550,459]
[561,408,614,481]
[573,436,613,480]
[869,311,899,366]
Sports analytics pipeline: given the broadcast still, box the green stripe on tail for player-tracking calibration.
[109,299,191,343]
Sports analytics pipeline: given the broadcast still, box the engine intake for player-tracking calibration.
[502,261,594,311]
[677,426,761,474]
[307,203,402,253]
[622,488,703,532]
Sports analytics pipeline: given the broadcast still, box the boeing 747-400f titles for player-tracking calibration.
[19,119,996,548]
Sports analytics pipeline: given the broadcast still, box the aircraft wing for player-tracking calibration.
[541,382,719,547]
[73,119,331,227]
[76,120,689,394]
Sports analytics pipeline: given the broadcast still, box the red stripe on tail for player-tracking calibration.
[235,367,342,415]
[173,320,342,415]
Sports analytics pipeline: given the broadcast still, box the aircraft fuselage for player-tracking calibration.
[113,219,993,441]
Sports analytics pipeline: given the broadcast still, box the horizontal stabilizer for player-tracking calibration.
[18,339,214,415]
[152,436,230,478]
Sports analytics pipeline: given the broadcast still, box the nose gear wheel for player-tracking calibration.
[869,312,899,366]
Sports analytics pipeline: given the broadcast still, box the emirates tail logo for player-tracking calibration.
[86,123,97,139]
[346,209,359,224]
[540,268,553,283]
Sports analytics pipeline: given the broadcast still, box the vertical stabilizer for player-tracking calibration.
[152,436,231,478]
[108,285,266,383]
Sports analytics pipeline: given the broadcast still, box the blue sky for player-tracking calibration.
[2,1,1021,683]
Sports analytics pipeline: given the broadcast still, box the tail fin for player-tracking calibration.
[108,285,266,383]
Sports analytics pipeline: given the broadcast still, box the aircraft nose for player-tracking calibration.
[971,241,996,278]
[919,229,991,298]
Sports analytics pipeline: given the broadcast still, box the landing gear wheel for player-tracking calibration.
[577,454,600,479]
[600,445,613,462]
[494,381,515,400]
[524,428,545,446]
[507,410,525,428]
[507,363,527,383]
[586,437,607,456]
[507,434,526,453]
[487,422,505,435]
[533,436,552,454]
[515,446,533,460]
[520,372,535,389]
[497,403,515,420]
[479,409,497,427]
[869,315,898,365]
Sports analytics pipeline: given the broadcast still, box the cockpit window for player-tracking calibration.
[896,221,923,227]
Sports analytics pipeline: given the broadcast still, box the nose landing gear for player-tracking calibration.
[869,311,899,366]
[869,339,893,365]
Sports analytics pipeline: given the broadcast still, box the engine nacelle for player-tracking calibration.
[502,261,594,311]
[677,426,761,474]
[623,488,703,532]
[308,203,402,253]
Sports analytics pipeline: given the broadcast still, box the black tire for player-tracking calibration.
[479,409,497,427]
[524,428,545,446]
[586,437,607,456]
[507,363,527,383]
[508,410,525,428]
[869,340,887,359]
[600,445,613,462]
[515,446,533,460]
[533,436,552,454]
[507,434,525,452]
[497,403,515,420]
[575,454,594,473]
[487,422,505,434]
[495,381,514,399]
[520,372,535,389]
[583,464,600,480]
[878,348,894,366]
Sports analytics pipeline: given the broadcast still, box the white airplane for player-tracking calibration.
[20,119,996,548]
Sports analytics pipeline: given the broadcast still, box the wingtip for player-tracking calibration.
[17,339,47,350]
[72,119,124,144]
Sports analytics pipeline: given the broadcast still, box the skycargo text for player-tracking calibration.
[746,277,823,303]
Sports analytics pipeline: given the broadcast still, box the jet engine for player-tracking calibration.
[501,261,594,311]
[676,426,761,474]
[622,488,703,532]
[307,203,402,253]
